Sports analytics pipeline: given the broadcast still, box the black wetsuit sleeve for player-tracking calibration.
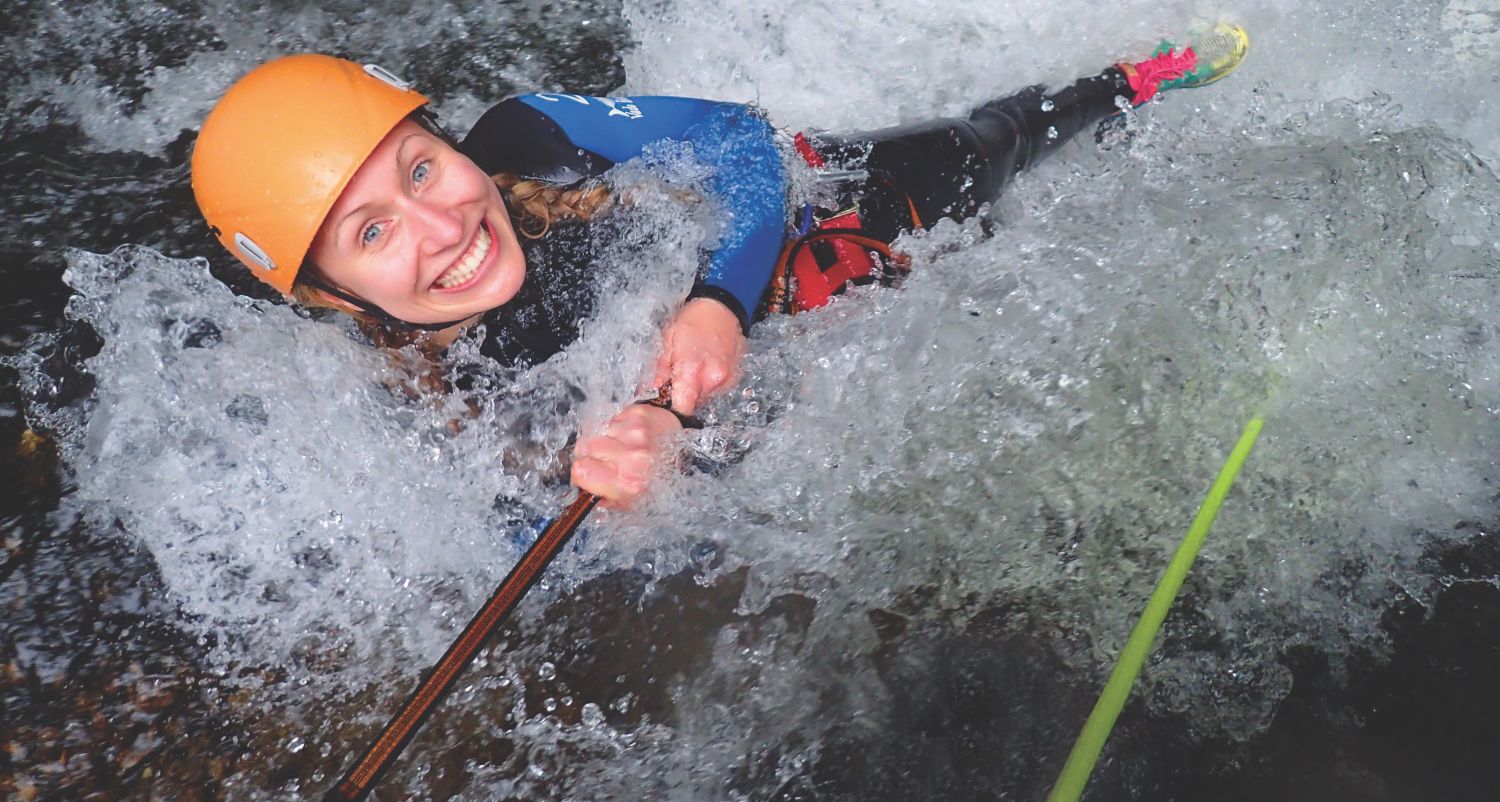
[459,98,614,184]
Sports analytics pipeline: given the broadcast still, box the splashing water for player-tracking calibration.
[6,0,1500,798]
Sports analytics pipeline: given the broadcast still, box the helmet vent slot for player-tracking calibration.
[234,233,276,272]
[362,64,411,92]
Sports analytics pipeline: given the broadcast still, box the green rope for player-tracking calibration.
[1046,416,1264,802]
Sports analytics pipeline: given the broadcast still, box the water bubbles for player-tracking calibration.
[581,702,606,728]
[224,394,269,431]
[12,2,1500,799]
[174,318,222,350]
[286,736,305,754]
[543,697,558,712]
[611,693,634,714]
[635,550,658,575]
[690,539,721,570]
[1045,126,1059,140]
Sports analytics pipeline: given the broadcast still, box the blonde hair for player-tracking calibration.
[492,172,612,239]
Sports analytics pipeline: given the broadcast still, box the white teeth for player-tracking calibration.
[435,224,492,289]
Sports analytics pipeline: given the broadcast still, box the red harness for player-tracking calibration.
[765,134,921,315]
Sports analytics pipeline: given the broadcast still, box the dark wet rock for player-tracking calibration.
[0,431,248,801]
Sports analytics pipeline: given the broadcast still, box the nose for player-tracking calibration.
[402,194,466,256]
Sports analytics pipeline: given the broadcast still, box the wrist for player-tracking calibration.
[633,393,704,430]
[686,283,751,334]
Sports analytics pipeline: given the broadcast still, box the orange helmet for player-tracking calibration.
[191,54,429,294]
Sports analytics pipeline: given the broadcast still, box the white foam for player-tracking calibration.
[12,0,1500,795]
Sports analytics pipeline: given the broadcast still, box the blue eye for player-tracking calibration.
[361,222,383,245]
[412,160,430,184]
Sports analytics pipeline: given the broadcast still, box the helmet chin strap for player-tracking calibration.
[298,272,471,332]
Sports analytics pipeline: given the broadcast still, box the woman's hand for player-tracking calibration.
[571,403,684,508]
[650,297,745,415]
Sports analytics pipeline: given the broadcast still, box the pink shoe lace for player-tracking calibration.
[1121,46,1198,105]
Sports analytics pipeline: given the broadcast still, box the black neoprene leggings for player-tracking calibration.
[811,67,1135,239]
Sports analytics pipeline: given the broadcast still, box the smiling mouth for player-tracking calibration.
[433,220,493,290]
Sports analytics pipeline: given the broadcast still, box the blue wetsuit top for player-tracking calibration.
[459,94,787,339]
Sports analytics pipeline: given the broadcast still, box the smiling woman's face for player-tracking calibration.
[308,118,525,325]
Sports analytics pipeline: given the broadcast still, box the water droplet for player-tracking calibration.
[225,394,268,430]
[537,661,556,681]
[287,736,305,754]
[544,697,558,712]
[177,318,222,349]
[582,702,606,727]
[1041,99,1055,112]
[1046,126,1059,140]
[691,540,720,568]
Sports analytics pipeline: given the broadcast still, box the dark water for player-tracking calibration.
[4,1,1500,800]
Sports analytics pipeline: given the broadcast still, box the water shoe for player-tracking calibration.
[1120,22,1251,105]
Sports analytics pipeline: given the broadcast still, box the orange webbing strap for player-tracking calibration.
[323,391,674,802]
[872,172,923,230]
[785,230,908,273]
[794,133,923,231]
[772,135,923,316]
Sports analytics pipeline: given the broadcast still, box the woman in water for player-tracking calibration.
[190,24,1249,507]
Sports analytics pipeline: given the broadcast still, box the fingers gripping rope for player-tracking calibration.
[323,386,682,802]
